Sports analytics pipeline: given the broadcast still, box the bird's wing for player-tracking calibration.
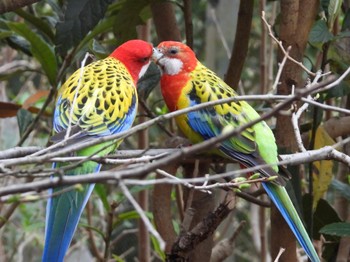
[52,57,137,143]
[185,65,257,150]
[184,64,283,182]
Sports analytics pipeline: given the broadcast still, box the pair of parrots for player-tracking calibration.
[42,40,320,261]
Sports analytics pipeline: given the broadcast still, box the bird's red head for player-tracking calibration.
[152,41,197,75]
[151,41,198,112]
[110,40,153,83]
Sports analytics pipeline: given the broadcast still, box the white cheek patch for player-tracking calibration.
[138,61,151,79]
[159,57,183,75]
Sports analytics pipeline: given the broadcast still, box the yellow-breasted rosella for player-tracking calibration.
[43,40,153,262]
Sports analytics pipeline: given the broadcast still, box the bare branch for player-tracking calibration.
[0,137,349,199]
[291,71,325,152]
[0,73,341,170]
[210,221,246,262]
[0,0,40,14]
[273,248,286,262]
[262,11,316,76]
[119,181,165,251]
[0,69,349,200]
[272,46,290,92]
[0,146,41,160]
[170,191,236,256]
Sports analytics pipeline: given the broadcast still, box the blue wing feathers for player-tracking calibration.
[187,110,217,140]
[183,64,320,261]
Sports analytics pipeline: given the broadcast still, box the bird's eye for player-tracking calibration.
[140,57,149,62]
[169,48,178,55]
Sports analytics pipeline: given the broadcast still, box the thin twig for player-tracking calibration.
[16,87,56,146]
[0,71,349,197]
[65,52,90,139]
[0,141,349,199]
[0,184,82,203]
[273,248,286,262]
[0,74,340,169]
[209,7,231,58]
[291,71,324,152]
[272,46,291,92]
[86,201,104,261]
[261,11,316,76]
[104,201,118,260]
[156,168,275,191]
[119,181,166,251]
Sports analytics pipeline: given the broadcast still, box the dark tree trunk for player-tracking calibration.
[273,0,319,261]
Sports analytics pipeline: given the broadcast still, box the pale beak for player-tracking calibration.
[151,47,164,65]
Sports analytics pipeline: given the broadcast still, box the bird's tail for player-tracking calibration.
[262,182,320,262]
[42,161,100,262]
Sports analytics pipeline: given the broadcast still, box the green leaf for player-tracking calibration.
[114,210,153,227]
[111,254,126,262]
[7,35,32,56]
[55,0,114,55]
[303,194,341,260]
[94,184,110,211]
[320,222,350,237]
[17,109,34,138]
[328,36,350,73]
[0,30,12,39]
[336,31,350,38]
[303,194,341,240]
[150,235,166,260]
[74,15,115,58]
[328,0,342,29]
[14,9,55,41]
[309,20,334,48]
[117,210,141,221]
[341,8,350,31]
[90,39,108,59]
[330,179,350,201]
[112,0,151,46]
[58,10,116,68]
[322,81,350,99]
[80,223,105,238]
[7,22,58,86]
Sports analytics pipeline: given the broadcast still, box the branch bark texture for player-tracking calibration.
[273,1,319,261]
[0,0,40,14]
[224,0,254,88]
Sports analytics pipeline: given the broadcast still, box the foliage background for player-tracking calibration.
[0,0,350,261]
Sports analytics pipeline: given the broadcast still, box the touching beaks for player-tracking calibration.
[151,47,163,64]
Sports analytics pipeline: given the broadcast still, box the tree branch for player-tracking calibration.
[169,190,236,258]
[224,0,254,88]
[0,0,40,14]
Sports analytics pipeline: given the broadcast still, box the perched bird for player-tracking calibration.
[152,41,320,262]
[43,40,153,262]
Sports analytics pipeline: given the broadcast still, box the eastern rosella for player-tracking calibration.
[43,40,153,262]
[152,41,320,262]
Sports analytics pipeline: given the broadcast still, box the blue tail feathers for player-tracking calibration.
[262,182,320,262]
[42,163,101,262]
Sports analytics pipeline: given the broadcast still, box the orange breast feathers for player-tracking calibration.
[160,73,190,112]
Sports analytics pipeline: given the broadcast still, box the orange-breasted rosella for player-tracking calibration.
[43,40,153,262]
[152,41,320,262]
